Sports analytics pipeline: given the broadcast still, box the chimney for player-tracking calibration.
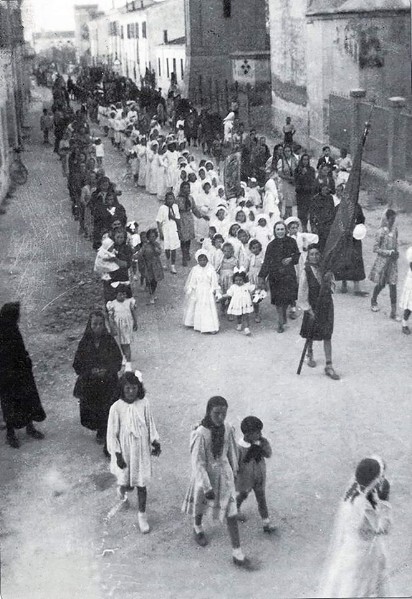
[163,30,168,43]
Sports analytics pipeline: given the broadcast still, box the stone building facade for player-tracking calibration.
[184,0,269,103]
[268,0,411,150]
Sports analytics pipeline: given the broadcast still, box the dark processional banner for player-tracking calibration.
[224,152,241,200]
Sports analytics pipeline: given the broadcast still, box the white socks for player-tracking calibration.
[402,319,408,327]
[124,362,132,372]
[232,547,245,561]
[193,524,204,534]
[262,518,271,526]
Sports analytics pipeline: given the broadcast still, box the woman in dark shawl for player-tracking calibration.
[0,302,46,448]
[73,310,122,455]
[258,221,300,333]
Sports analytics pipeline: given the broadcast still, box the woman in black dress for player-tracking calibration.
[258,221,300,333]
[294,154,317,231]
[73,310,122,455]
[298,245,339,380]
[93,190,127,250]
[0,302,46,448]
[333,200,368,296]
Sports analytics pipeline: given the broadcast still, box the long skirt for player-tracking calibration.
[300,297,334,341]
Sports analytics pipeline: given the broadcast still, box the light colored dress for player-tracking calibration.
[226,283,255,315]
[106,297,136,345]
[137,146,147,187]
[208,247,224,273]
[263,178,281,222]
[400,247,412,310]
[146,148,155,194]
[182,422,239,522]
[164,149,179,189]
[156,203,181,251]
[318,493,391,598]
[107,398,159,488]
[218,256,238,293]
[369,226,398,286]
[183,263,221,333]
[156,154,167,200]
[247,253,264,286]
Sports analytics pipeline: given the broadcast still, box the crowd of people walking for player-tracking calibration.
[2,69,411,592]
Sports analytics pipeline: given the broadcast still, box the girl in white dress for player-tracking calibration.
[106,284,138,371]
[251,214,273,255]
[183,250,221,334]
[146,141,159,195]
[208,234,224,273]
[247,239,265,323]
[285,215,319,278]
[156,191,181,274]
[319,456,391,598]
[263,176,281,223]
[137,137,147,188]
[400,246,412,334]
[156,145,167,201]
[107,371,161,533]
[164,141,179,190]
[221,269,255,336]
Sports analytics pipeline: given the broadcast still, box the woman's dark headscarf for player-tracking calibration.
[0,302,20,325]
[201,396,228,459]
[80,310,109,342]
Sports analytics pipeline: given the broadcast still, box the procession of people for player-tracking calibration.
[2,68,411,595]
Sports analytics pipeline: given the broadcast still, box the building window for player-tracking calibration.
[142,21,147,38]
[223,0,231,18]
[163,30,168,44]
[135,23,139,38]
[121,25,124,39]
[173,58,176,77]
[180,58,184,80]
[131,23,135,38]
[166,57,169,78]
[127,24,130,38]
[158,57,161,77]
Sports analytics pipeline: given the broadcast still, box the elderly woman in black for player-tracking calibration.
[258,221,300,333]
[73,310,122,456]
[0,302,46,448]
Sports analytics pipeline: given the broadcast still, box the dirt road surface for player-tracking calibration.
[0,88,411,599]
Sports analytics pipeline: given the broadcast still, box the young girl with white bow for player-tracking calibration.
[220,269,255,336]
[107,371,161,533]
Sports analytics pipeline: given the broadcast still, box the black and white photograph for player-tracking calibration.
[0,0,411,597]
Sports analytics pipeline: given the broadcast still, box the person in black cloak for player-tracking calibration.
[73,309,122,456]
[0,302,46,448]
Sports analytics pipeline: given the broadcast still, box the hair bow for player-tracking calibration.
[233,267,246,275]
[134,370,143,382]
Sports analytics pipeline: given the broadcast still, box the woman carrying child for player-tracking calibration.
[107,371,161,533]
[182,396,253,569]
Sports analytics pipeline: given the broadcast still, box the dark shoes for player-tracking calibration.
[402,325,411,335]
[6,432,20,448]
[26,424,44,440]
[193,530,208,547]
[325,365,340,380]
[232,556,255,570]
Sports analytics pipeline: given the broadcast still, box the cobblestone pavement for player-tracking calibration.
[0,87,411,599]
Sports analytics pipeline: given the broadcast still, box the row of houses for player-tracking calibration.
[0,0,32,203]
[86,0,186,94]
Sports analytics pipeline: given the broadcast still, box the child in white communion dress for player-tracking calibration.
[318,456,392,598]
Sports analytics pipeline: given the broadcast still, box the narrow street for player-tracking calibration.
[0,89,412,599]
